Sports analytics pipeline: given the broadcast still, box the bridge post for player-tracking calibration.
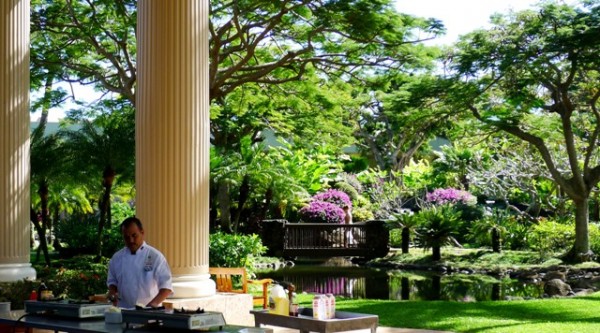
[260,219,287,257]
[365,220,390,258]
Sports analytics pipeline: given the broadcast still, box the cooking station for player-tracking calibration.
[121,307,226,330]
[0,302,272,333]
[24,299,112,319]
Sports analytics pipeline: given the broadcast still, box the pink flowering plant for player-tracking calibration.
[299,201,346,223]
[426,188,477,206]
[312,189,352,209]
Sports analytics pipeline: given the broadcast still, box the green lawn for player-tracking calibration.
[296,292,600,333]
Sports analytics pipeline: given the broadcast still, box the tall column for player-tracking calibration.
[0,0,36,282]
[136,0,214,297]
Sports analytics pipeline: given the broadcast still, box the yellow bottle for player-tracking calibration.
[269,284,289,316]
[275,295,289,316]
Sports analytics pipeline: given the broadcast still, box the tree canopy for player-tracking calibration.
[450,0,600,261]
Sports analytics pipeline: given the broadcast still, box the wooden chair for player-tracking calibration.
[209,267,273,309]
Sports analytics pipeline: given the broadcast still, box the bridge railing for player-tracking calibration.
[260,220,389,259]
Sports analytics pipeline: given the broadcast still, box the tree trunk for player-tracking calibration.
[232,175,250,232]
[52,207,63,251]
[401,227,410,254]
[217,181,232,232]
[491,283,501,301]
[37,182,51,266]
[258,187,273,223]
[564,198,593,263]
[432,245,441,261]
[97,167,115,261]
[401,277,410,300]
[491,228,501,253]
[430,275,441,300]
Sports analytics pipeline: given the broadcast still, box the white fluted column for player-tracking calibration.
[136,0,214,297]
[0,0,36,282]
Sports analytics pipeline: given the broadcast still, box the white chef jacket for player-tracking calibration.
[107,241,173,309]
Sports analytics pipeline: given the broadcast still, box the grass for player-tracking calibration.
[272,247,600,333]
[294,292,600,333]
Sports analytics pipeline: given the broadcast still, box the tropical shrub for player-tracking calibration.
[55,214,123,257]
[353,207,374,222]
[342,156,369,173]
[426,188,477,206]
[0,280,36,310]
[415,205,463,261]
[356,168,404,219]
[54,215,99,255]
[400,159,433,195]
[388,229,404,248]
[333,181,360,201]
[335,172,363,194]
[209,231,266,274]
[387,209,418,253]
[349,195,374,222]
[50,265,109,300]
[298,201,345,223]
[32,255,110,301]
[111,201,135,225]
[103,224,126,256]
[469,208,510,252]
[588,223,600,255]
[528,218,574,257]
[502,218,532,250]
[313,189,352,209]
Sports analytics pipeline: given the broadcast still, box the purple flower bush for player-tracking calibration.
[313,189,352,209]
[426,188,477,206]
[299,201,346,223]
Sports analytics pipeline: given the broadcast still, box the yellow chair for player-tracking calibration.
[209,267,273,309]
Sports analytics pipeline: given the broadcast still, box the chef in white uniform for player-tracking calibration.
[107,217,173,308]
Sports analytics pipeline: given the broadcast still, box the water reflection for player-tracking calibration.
[256,258,545,301]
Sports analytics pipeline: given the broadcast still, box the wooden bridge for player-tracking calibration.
[260,220,389,259]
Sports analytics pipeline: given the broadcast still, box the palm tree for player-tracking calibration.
[60,110,134,260]
[415,205,462,261]
[30,128,63,266]
[470,207,510,253]
[387,209,419,254]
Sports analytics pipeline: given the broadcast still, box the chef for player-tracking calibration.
[107,216,173,308]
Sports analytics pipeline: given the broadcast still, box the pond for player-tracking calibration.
[255,258,545,301]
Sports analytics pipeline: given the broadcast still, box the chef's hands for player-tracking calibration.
[107,292,119,306]
[146,288,172,308]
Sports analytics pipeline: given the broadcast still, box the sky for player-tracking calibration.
[396,0,548,45]
[35,0,559,122]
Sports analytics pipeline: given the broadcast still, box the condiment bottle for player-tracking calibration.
[323,294,331,318]
[326,293,336,319]
[289,292,298,316]
[312,294,327,320]
[37,282,48,301]
[312,295,321,319]
[270,284,289,316]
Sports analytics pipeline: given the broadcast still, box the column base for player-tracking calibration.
[171,274,216,298]
[0,263,36,282]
